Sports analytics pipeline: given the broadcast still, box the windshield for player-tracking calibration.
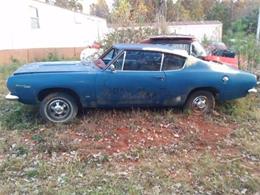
[84,47,120,69]
[192,41,207,57]
[100,48,120,65]
[94,58,107,69]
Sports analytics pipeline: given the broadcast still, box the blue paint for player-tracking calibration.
[6,44,257,108]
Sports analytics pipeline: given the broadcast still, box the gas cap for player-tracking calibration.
[222,76,229,84]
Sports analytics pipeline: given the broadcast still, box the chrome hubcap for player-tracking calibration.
[47,99,71,120]
[191,96,208,112]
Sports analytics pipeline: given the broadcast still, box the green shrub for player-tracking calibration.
[101,27,159,50]
[0,63,21,80]
[46,52,60,61]
[217,96,259,121]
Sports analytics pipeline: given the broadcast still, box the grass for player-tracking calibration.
[0,63,260,194]
[0,63,42,130]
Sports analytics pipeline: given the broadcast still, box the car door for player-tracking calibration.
[96,50,166,107]
[161,53,188,106]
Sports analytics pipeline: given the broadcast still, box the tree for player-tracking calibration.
[90,0,110,19]
[180,0,204,20]
[201,0,217,17]
[189,0,205,20]
[231,8,259,34]
[131,0,150,23]
[110,0,131,26]
[225,20,260,71]
[206,2,230,34]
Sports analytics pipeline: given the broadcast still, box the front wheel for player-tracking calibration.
[184,90,215,114]
[40,92,78,123]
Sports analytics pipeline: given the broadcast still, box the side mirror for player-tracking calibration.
[110,64,115,72]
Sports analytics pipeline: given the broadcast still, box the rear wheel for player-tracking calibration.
[40,92,78,123]
[184,90,215,114]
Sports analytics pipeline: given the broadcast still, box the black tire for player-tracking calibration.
[184,90,215,114]
[40,92,78,123]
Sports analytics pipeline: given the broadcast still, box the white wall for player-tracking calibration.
[0,0,108,50]
[167,23,222,42]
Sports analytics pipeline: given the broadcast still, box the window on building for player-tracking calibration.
[29,6,40,29]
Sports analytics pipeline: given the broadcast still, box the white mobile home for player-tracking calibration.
[0,0,108,50]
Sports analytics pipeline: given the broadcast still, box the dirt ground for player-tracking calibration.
[23,111,235,159]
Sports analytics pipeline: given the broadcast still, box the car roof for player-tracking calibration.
[113,43,189,58]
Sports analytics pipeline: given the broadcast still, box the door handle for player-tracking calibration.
[153,76,165,81]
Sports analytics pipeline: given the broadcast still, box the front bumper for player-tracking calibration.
[5,93,19,101]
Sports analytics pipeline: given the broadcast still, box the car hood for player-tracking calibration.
[13,61,100,75]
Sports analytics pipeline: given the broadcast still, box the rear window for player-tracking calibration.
[162,54,186,71]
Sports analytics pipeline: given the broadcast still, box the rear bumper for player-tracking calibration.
[248,88,257,93]
[5,93,19,101]
[248,80,260,93]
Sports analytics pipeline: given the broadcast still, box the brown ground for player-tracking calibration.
[30,113,235,158]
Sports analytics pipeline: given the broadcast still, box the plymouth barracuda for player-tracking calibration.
[6,44,258,123]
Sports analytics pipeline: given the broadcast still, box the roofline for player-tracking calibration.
[32,0,106,21]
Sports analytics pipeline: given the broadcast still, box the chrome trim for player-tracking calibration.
[160,53,164,71]
[110,54,187,73]
[5,93,19,101]
[121,51,126,71]
[248,88,257,93]
[104,49,124,71]
[105,49,188,72]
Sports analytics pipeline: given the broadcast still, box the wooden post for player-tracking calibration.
[257,7,260,42]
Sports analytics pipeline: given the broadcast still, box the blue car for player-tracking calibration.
[6,44,258,123]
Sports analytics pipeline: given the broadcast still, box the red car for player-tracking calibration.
[204,42,238,68]
[140,35,238,69]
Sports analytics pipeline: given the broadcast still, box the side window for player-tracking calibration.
[112,52,124,70]
[102,48,119,65]
[103,49,114,61]
[162,54,186,71]
[123,50,162,71]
